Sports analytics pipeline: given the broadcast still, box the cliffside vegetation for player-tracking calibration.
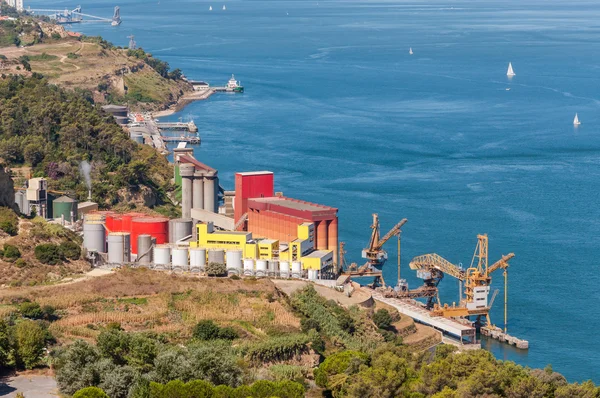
[0,75,175,209]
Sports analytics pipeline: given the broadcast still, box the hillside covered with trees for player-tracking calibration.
[0,75,175,210]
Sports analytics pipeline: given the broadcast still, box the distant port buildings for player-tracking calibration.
[2,0,24,11]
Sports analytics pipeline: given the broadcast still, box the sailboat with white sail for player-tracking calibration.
[574,113,581,126]
[507,62,515,77]
[209,5,212,10]
[222,5,226,10]
[409,47,413,55]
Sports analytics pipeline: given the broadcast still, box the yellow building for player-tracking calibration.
[302,250,334,270]
[192,221,334,270]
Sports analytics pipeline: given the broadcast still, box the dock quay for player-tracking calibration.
[372,291,478,346]
[481,326,529,349]
[156,121,198,133]
[162,136,201,144]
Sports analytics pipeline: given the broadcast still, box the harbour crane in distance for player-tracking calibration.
[409,234,514,330]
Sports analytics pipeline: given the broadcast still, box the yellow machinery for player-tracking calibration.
[409,234,514,330]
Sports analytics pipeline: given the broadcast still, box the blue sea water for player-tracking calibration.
[30,0,600,382]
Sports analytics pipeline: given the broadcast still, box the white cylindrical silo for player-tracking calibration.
[83,220,106,253]
[208,248,225,265]
[291,261,302,278]
[107,232,130,264]
[307,269,318,280]
[153,244,171,266]
[280,261,290,278]
[190,248,207,271]
[226,250,242,274]
[255,259,268,277]
[172,247,188,268]
[243,259,254,276]
[137,234,153,264]
[268,260,279,277]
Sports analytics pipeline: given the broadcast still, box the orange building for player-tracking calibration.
[246,196,338,263]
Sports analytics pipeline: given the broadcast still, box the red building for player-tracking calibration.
[234,171,274,223]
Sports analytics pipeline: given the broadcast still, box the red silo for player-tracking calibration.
[105,213,123,234]
[122,212,147,232]
[130,217,169,254]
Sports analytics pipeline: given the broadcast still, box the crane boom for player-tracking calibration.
[376,218,407,249]
[409,253,466,280]
[487,253,515,274]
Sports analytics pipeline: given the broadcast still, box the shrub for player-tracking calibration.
[314,350,369,388]
[300,318,320,332]
[193,320,221,341]
[3,244,20,261]
[246,334,309,364]
[60,241,81,260]
[34,243,63,265]
[218,327,238,341]
[73,387,109,398]
[205,262,226,277]
[0,207,18,235]
[14,258,26,268]
[373,309,393,330]
[18,302,42,319]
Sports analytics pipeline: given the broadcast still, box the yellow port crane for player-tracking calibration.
[409,234,514,329]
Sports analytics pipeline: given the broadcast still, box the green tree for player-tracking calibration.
[23,142,45,166]
[99,365,137,398]
[54,340,102,395]
[72,387,109,398]
[97,329,130,364]
[13,320,46,369]
[0,320,11,367]
[18,301,42,319]
[373,309,393,329]
[34,243,63,265]
[188,342,243,387]
[314,350,369,390]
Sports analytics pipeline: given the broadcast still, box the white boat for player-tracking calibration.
[574,113,581,126]
[209,5,212,10]
[222,5,226,10]
[409,47,413,55]
[507,62,515,77]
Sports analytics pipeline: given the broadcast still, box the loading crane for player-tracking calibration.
[409,234,514,330]
[343,214,407,287]
[26,5,119,24]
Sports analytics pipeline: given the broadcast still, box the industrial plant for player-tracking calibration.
[10,140,527,350]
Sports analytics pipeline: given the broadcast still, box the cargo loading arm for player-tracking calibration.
[376,218,408,250]
[409,253,466,281]
[487,253,515,274]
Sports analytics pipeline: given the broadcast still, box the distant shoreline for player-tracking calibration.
[152,89,215,118]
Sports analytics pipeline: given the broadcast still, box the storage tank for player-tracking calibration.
[52,196,78,222]
[307,269,318,280]
[226,250,242,274]
[255,260,268,277]
[107,232,131,264]
[243,259,254,276]
[153,245,171,266]
[189,248,207,271]
[121,212,146,232]
[207,248,225,265]
[131,217,169,254]
[172,247,188,268]
[280,261,290,278]
[83,220,106,253]
[137,234,153,264]
[291,261,302,278]
[268,260,279,277]
[105,213,124,234]
[169,218,193,243]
